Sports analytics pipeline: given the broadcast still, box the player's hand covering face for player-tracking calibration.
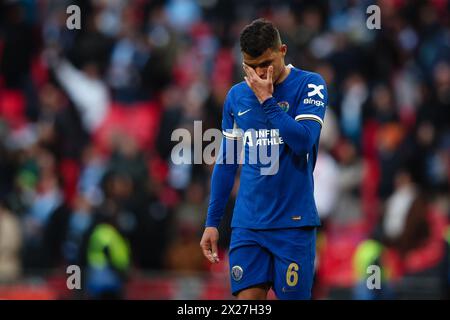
[243,63,274,104]
[242,45,287,104]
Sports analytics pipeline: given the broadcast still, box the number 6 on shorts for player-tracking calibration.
[286,262,299,287]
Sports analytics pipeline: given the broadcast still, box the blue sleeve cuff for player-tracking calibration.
[261,96,277,109]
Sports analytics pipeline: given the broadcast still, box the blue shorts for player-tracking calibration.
[228,227,316,300]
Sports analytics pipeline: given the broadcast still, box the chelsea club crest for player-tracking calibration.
[278,101,290,112]
[231,266,243,281]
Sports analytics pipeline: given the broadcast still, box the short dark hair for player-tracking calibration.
[239,19,281,57]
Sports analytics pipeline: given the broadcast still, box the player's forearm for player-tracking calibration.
[205,138,240,228]
[205,161,238,228]
[261,97,321,156]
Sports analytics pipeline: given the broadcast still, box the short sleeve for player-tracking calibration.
[295,73,328,127]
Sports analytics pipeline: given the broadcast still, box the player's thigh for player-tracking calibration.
[229,228,273,297]
[270,227,317,300]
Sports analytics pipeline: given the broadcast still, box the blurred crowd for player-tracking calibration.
[0,0,449,299]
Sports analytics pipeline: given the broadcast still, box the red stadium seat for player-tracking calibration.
[93,101,161,155]
[0,89,26,129]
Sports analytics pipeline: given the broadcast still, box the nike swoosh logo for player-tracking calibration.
[237,108,252,116]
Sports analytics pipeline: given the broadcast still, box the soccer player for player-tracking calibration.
[200,18,328,300]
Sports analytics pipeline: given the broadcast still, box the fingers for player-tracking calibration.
[243,64,258,90]
[268,65,273,83]
[242,63,251,82]
[210,239,219,263]
[244,76,251,88]
[201,244,215,263]
[200,234,220,264]
[243,63,272,83]
[200,238,213,263]
[242,63,257,80]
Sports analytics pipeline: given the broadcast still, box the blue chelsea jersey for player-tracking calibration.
[221,65,328,229]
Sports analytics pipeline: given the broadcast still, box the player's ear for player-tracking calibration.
[280,44,287,57]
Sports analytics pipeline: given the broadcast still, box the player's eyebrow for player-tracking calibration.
[245,59,273,69]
